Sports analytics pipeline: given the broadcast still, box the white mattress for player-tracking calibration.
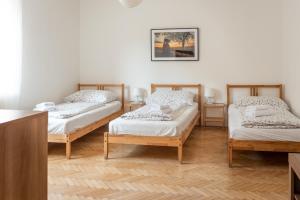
[228,104,300,141]
[109,103,199,137]
[49,101,121,135]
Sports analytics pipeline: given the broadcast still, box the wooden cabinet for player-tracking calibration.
[0,110,48,200]
[290,153,300,200]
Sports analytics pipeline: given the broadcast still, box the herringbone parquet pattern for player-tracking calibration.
[48,127,288,200]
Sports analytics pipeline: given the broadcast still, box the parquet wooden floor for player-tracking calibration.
[48,127,288,200]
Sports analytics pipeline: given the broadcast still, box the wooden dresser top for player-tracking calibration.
[289,153,300,178]
[0,110,47,126]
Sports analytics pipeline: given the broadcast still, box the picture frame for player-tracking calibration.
[151,28,199,61]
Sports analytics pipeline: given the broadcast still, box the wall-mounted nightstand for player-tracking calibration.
[203,103,226,127]
[125,101,145,112]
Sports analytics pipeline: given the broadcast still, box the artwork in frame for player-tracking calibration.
[151,28,199,61]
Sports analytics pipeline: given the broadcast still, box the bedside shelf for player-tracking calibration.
[125,101,145,112]
[203,103,226,127]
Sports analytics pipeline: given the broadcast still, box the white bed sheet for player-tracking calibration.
[109,103,198,137]
[228,104,300,141]
[49,101,121,135]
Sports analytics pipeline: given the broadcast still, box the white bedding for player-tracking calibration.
[49,101,121,135]
[109,103,198,137]
[228,104,300,141]
[120,104,184,121]
[49,102,104,119]
[240,107,300,129]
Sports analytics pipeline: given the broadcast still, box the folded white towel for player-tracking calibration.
[121,105,174,121]
[245,109,275,118]
[34,106,56,112]
[150,104,170,111]
[35,102,56,112]
[245,105,273,112]
[150,104,175,114]
[36,102,55,108]
[153,107,173,114]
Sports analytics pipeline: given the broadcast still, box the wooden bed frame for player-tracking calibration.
[48,83,125,159]
[227,84,300,167]
[104,84,202,163]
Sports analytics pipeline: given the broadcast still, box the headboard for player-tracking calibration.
[151,84,202,111]
[227,84,283,106]
[78,83,125,111]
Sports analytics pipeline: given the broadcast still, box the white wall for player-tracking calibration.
[282,0,300,116]
[20,0,80,109]
[80,0,283,102]
[19,0,299,113]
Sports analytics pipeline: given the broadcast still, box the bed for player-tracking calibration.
[48,84,124,159]
[227,84,300,167]
[104,84,201,163]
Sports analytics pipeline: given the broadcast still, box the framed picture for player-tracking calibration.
[151,28,199,61]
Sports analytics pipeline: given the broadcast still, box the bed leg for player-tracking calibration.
[178,143,183,164]
[197,115,201,126]
[104,132,108,160]
[228,143,233,168]
[66,141,71,160]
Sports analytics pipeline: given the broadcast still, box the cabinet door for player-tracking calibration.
[0,114,48,200]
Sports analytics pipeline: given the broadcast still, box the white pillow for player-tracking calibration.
[234,96,289,110]
[64,90,117,104]
[146,90,195,106]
